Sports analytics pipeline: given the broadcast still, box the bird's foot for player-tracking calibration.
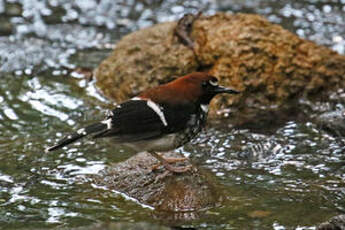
[151,160,192,173]
[149,152,192,173]
[162,163,192,173]
[154,170,171,183]
[153,164,192,182]
[162,156,188,163]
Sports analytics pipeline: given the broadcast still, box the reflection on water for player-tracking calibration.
[0,0,344,229]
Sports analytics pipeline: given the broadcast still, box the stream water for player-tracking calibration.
[0,0,344,229]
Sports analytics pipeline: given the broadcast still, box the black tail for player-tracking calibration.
[45,122,107,152]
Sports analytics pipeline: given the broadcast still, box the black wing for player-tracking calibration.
[94,99,196,142]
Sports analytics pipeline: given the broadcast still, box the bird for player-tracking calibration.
[46,72,240,173]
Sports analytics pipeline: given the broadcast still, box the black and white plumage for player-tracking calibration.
[46,72,240,172]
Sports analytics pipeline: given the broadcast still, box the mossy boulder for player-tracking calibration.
[95,13,345,123]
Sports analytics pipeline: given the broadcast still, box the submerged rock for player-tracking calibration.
[316,109,345,137]
[317,214,345,230]
[95,13,345,124]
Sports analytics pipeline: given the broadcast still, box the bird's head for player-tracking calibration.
[184,72,240,104]
[139,72,240,105]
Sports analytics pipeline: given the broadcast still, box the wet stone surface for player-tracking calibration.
[92,152,225,214]
[317,214,345,230]
[317,110,345,137]
[0,0,344,229]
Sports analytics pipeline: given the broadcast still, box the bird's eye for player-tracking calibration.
[209,78,218,86]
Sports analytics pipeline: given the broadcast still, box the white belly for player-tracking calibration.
[123,133,178,152]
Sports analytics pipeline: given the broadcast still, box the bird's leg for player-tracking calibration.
[150,155,188,171]
[162,156,188,163]
[149,151,192,173]
[156,151,189,163]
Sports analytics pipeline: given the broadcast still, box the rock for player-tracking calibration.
[0,16,13,36]
[317,214,345,230]
[95,13,345,124]
[95,21,198,102]
[316,109,345,137]
[4,2,22,17]
[92,151,225,220]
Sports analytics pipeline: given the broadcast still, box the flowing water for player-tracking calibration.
[0,0,344,229]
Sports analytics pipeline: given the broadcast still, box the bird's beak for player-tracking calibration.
[213,85,240,94]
